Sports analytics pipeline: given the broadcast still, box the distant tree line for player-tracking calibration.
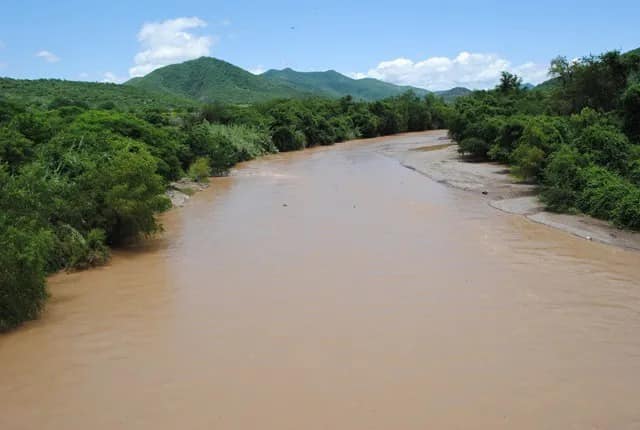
[0,87,447,330]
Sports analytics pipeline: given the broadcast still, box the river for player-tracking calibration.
[2,131,640,429]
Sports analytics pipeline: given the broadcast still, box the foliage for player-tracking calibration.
[458,137,489,159]
[0,72,447,330]
[187,157,211,182]
[450,47,640,230]
[510,144,546,181]
[0,216,53,332]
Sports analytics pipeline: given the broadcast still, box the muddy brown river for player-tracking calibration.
[2,131,640,429]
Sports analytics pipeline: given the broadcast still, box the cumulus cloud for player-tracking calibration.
[129,17,215,78]
[351,52,549,90]
[102,71,126,83]
[35,50,60,63]
[249,65,266,75]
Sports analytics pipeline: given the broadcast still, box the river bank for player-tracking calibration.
[3,130,640,429]
[384,130,640,251]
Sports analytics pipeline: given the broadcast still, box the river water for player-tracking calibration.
[2,131,640,429]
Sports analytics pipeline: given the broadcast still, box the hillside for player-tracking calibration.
[0,77,196,110]
[434,87,473,102]
[126,57,471,104]
[126,57,310,104]
[261,68,429,101]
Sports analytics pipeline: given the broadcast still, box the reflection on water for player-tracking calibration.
[2,131,640,430]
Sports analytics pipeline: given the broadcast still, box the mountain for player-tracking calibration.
[126,57,310,104]
[261,68,429,101]
[126,57,471,104]
[434,87,472,102]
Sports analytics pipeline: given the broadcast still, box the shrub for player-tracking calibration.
[488,116,529,162]
[622,84,640,142]
[575,124,630,172]
[87,141,172,244]
[517,116,565,155]
[577,166,630,219]
[0,126,35,171]
[541,145,585,211]
[458,137,490,159]
[61,227,110,270]
[188,157,211,182]
[187,122,275,173]
[613,188,640,230]
[511,144,546,181]
[272,126,306,152]
[0,217,54,331]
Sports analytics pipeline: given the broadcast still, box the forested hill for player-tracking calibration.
[261,68,429,101]
[126,57,311,104]
[0,77,196,111]
[434,87,473,102]
[126,56,471,103]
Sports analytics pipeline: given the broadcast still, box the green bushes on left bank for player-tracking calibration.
[0,86,448,331]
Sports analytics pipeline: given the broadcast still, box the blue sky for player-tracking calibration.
[0,0,638,90]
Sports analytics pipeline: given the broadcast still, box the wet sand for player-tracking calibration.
[2,131,640,429]
[393,131,640,251]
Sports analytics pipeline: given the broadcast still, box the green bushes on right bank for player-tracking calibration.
[452,52,640,229]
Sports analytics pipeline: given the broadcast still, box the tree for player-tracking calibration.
[497,72,522,93]
[622,84,640,142]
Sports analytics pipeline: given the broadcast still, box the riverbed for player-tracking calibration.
[2,131,640,429]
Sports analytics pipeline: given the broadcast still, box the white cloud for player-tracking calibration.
[352,52,549,90]
[78,72,90,80]
[249,65,265,75]
[36,50,60,63]
[102,71,126,83]
[129,16,215,78]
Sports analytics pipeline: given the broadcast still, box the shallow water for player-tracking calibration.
[2,131,640,429]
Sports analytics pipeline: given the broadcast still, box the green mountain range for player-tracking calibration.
[126,57,308,104]
[261,67,430,100]
[126,57,470,104]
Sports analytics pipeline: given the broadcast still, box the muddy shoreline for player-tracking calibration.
[383,130,640,252]
[4,129,640,429]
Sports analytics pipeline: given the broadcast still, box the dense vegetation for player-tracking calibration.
[126,57,469,104]
[0,78,446,331]
[451,49,640,229]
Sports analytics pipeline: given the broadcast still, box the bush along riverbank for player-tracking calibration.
[450,50,640,231]
[0,89,448,331]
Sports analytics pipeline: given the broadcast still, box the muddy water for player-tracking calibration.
[2,131,640,429]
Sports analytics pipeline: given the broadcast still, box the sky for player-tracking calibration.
[0,0,638,90]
